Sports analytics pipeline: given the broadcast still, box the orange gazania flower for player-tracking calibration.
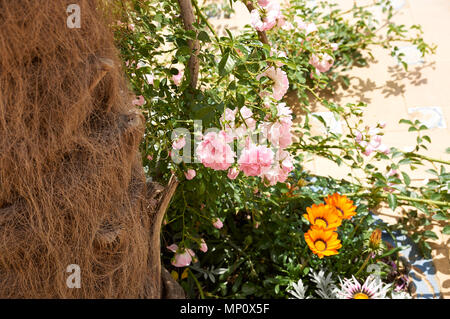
[303,203,342,230]
[304,226,342,258]
[324,193,357,220]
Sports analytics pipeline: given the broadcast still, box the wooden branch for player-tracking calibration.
[148,174,179,297]
[244,1,269,45]
[177,0,200,89]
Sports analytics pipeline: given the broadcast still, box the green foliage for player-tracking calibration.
[114,0,446,298]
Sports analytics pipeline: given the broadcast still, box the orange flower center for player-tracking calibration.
[314,217,328,228]
[353,293,369,299]
[314,239,327,251]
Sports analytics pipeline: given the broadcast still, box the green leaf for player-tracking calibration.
[387,193,398,211]
[398,158,412,165]
[379,247,402,259]
[423,230,438,239]
[432,212,449,221]
[401,172,411,186]
[218,52,236,76]
[399,119,413,125]
[197,30,210,42]
[443,226,450,235]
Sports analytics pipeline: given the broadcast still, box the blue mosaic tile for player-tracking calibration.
[372,214,442,299]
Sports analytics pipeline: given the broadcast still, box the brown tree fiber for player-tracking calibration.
[0,0,163,298]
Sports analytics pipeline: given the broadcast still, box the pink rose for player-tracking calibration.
[257,67,289,101]
[238,144,274,177]
[262,119,293,149]
[172,69,184,86]
[213,218,223,229]
[227,167,240,180]
[309,53,334,73]
[250,2,282,32]
[184,169,196,180]
[200,239,208,253]
[196,131,235,171]
[261,150,294,185]
[294,17,318,35]
[132,95,146,106]
[172,136,186,150]
[167,244,196,268]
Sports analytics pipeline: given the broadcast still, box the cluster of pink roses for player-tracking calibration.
[194,103,295,186]
[356,123,390,156]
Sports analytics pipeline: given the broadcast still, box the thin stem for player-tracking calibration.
[188,268,205,299]
[355,253,371,277]
[344,192,449,207]
[192,0,224,54]
[406,153,450,166]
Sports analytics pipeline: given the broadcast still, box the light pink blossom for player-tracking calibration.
[200,239,208,253]
[257,67,289,101]
[167,244,196,267]
[172,69,184,86]
[213,218,223,229]
[294,17,318,35]
[227,167,240,180]
[257,0,270,6]
[250,2,282,32]
[184,169,196,180]
[309,53,334,73]
[196,131,235,171]
[132,95,146,106]
[261,150,294,185]
[172,136,186,150]
[238,144,274,177]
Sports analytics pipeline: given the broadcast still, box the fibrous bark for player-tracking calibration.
[0,0,181,298]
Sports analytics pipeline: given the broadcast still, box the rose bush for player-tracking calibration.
[113,0,448,298]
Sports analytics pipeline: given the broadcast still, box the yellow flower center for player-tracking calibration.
[314,240,327,251]
[353,293,369,299]
[336,206,344,217]
[314,217,328,228]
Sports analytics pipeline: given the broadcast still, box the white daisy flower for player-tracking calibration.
[336,275,392,299]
